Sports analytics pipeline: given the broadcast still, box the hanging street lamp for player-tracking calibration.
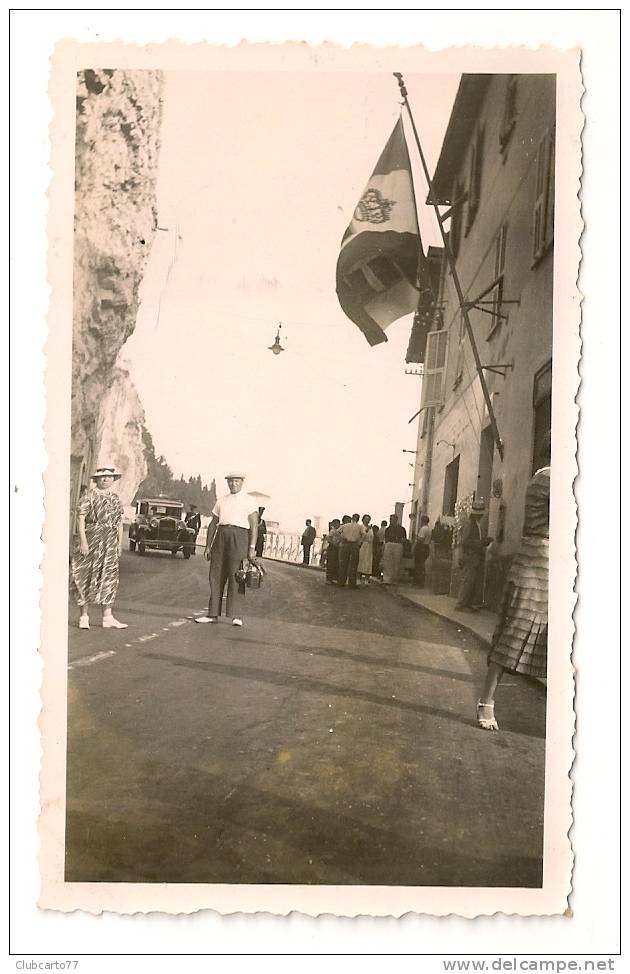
[269,323,285,356]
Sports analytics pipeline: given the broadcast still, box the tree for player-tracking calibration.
[134,424,217,515]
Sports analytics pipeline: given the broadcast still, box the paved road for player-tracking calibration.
[65,547,546,887]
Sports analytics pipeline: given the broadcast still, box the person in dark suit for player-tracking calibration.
[301,519,316,565]
[255,506,267,557]
[325,518,342,583]
[455,500,491,611]
[185,504,202,554]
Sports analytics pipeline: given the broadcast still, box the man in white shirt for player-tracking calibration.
[195,470,258,627]
[413,514,432,588]
[337,513,366,588]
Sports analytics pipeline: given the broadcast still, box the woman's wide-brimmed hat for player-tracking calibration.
[225,470,246,479]
[91,465,122,481]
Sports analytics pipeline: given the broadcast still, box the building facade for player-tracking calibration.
[408,74,555,604]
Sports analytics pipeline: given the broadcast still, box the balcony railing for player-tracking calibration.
[195,527,324,565]
[263,532,324,565]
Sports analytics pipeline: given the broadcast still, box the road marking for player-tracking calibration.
[69,614,192,670]
[68,650,116,670]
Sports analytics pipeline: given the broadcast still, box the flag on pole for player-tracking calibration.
[336,116,428,346]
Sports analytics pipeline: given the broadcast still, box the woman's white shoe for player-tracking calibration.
[477,701,499,731]
[232,618,243,627]
[102,616,128,629]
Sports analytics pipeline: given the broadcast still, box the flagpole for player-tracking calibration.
[401,108,440,528]
[394,73,505,462]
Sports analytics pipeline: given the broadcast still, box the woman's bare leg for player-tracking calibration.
[480,662,505,705]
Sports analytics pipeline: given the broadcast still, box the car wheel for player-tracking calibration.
[138,541,146,555]
[129,539,136,551]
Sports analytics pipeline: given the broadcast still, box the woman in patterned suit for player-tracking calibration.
[71,465,128,630]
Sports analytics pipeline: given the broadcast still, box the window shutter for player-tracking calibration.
[422,330,449,407]
[500,76,518,151]
[474,126,485,209]
[450,180,463,258]
[532,134,547,260]
[466,143,478,232]
[491,223,508,328]
[533,128,555,262]
[545,125,555,247]
[453,313,465,388]
[466,126,485,233]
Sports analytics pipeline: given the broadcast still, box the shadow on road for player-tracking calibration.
[141,649,544,739]
[232,634,482,684]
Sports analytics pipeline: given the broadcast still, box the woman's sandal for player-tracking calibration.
[477,701,499,731]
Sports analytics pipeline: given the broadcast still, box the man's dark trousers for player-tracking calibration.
[338,542,360,587]
[414,543,430,587]
[302,545,312,565]
[456,553,483,609]
[208,525,249,617]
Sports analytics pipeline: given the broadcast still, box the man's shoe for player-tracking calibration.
[102,616,128,629]
[232,618,243,627]
[195,616,218,624]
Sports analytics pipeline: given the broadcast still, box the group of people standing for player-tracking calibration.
[321,513,408,589]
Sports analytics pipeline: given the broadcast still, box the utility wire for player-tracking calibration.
[153,222,180,333]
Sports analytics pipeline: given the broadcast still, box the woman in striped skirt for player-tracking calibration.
[71,466,128,630]
[477,436,551,731]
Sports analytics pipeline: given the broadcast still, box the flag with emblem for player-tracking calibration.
[336,116,429,346]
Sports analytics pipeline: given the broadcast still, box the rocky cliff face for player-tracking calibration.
[95,362,148,509]
[71,68,162,508]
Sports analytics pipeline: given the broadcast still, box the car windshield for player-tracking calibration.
[144,504,182,518]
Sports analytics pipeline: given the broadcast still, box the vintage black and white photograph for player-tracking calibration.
[38,39,581,917]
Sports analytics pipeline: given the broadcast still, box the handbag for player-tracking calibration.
[245,564,263,589]
[235,561,264,590]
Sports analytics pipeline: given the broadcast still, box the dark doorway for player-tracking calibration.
[442,455,460,516]
[477,426,494,507]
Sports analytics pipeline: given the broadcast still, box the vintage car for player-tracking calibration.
[129,498,196,558]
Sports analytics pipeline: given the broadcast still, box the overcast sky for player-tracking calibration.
[124,70,459,532]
